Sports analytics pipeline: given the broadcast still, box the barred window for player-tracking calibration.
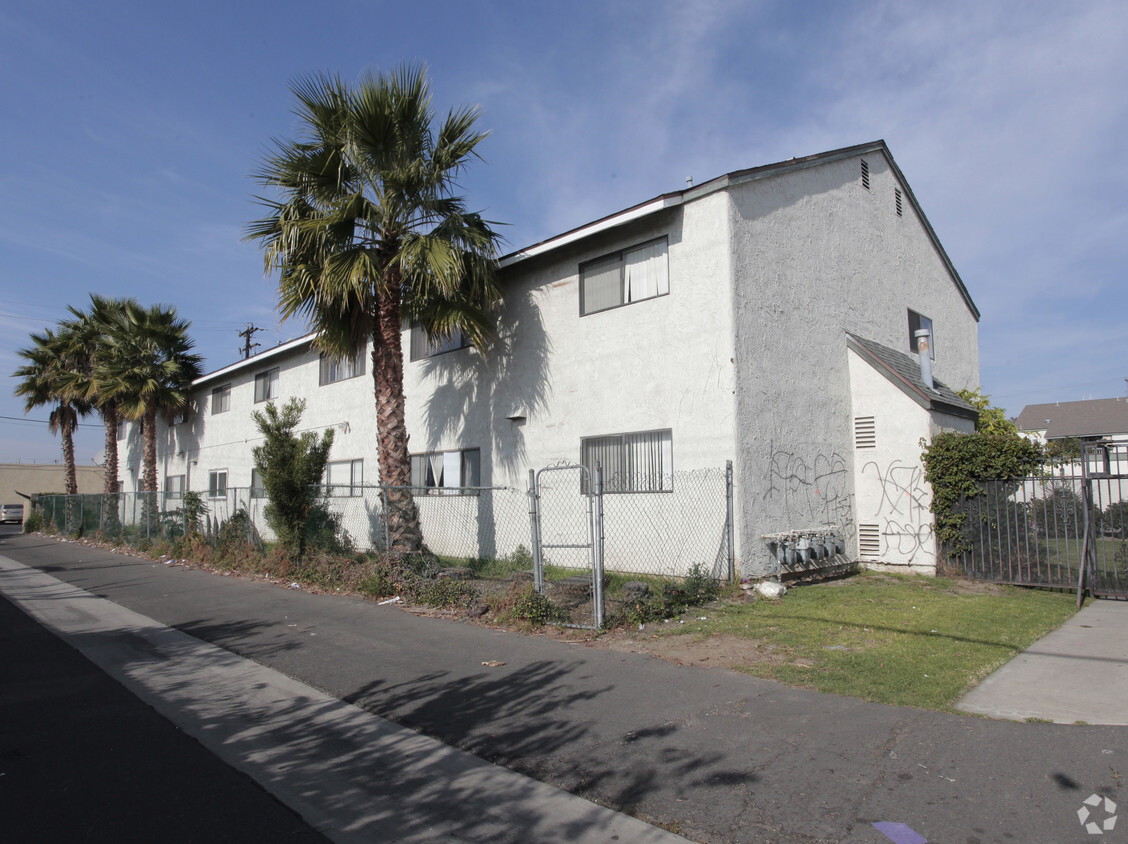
[410,448,481,494]
[581,429,673,492]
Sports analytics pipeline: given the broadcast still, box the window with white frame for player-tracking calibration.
[165,474,185,501]
[324,459,363,497]
[410,448,480,494]
[254,368,279,403]
[319,351,366,385]
[170,408,189,426]
[908,309,935,360]
[580,237,669,316]
[581,429,673,492]
[117,419,127,439]
[211,384,231,415]
[250,468,266,499]
[208,469,228,499]
[410,323,468,361]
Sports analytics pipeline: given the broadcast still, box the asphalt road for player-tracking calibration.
[2,529,1125,843]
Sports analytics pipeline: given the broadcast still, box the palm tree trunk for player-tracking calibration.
[103,403,120,494]
[142,404,158,493]
[371,280,424,557]
[101,403,121,535]
[61,408,78,495]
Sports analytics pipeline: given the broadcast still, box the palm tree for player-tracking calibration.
[99,301,202,496]
[62,295,135,498]
[13,325,92,496]
[246,65,503,556]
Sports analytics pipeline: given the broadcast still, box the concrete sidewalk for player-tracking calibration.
[957,598,1128,725]
[0,555,682,843]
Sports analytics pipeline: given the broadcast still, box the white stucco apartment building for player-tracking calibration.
[122,141,980,576]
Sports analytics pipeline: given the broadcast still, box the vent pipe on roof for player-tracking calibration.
[914,329,934,391]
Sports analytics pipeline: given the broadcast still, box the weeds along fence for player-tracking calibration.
[31,464,735,589]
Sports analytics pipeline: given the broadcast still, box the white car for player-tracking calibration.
[1,504,24,524]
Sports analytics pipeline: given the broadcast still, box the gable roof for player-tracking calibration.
[1016,398,1128,439]
[847,334,977,420]
[500,140,979,321]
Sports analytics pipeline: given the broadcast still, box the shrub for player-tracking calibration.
[22,509,43,533]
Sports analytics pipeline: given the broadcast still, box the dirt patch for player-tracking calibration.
[591,627,796,671]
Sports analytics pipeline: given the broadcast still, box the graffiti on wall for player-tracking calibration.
[862,459,931,555]
[766,440,855,539]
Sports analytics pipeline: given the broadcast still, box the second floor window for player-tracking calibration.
[580,237,669,315]
[254,368,279,403]
[211,385,231,415]
[410,323,468,361]
[320,351,366,385]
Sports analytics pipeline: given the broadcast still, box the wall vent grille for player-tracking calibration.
[861,158,870,190]
[859,524,881,556]
[895,188,903,216]
[855,416,876,449]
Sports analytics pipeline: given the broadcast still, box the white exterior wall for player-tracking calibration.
[847,349,975,573]
[728,151,979,574]
[401,193,740,571]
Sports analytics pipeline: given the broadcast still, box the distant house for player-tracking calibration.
[1017,397,1128,478]
[1016,398,1128,446]
[124,140,980,575]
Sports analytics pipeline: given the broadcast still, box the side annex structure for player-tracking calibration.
[124,141,980,577]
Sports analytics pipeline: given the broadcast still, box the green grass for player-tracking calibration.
[664,571,1078,710]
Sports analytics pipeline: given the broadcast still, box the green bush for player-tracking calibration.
[22,509,43,533]
[512,587,565,625]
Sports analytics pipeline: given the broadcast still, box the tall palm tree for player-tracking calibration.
[246,65,503,556]
[62,295,135,498]
[100,301,202,495]
[13,325,92,495]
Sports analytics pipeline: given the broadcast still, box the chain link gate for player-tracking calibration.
[528,463,605,628]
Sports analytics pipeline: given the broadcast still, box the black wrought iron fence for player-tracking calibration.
[940,444,1128,599]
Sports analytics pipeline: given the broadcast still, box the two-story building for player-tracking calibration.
[123,140,980,576]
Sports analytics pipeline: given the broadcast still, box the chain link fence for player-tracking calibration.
[31,463,735,626]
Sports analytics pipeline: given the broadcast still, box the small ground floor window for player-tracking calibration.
[410,448,481,494]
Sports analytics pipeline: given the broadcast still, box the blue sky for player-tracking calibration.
[3,0,1126,465]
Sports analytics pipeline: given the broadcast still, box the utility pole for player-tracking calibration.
[237,324,264,360]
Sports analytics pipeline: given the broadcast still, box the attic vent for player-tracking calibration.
[860,159,870,190]
[855,416,876,449]
[859,524,881,557]
[895,188,903,217]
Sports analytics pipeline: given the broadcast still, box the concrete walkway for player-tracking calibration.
[0,554,682,843]
[957,598,1128,725]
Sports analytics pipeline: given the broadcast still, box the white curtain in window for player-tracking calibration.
[442,451,462,494]
[428,453,445,488]
[625,241,669,303]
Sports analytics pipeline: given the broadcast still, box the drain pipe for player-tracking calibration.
[914,329,934,391]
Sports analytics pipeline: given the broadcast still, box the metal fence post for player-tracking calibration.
[726,460,736,583]
[381,486,390,553]
[528,469,544,594]
[592,465,605,628]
